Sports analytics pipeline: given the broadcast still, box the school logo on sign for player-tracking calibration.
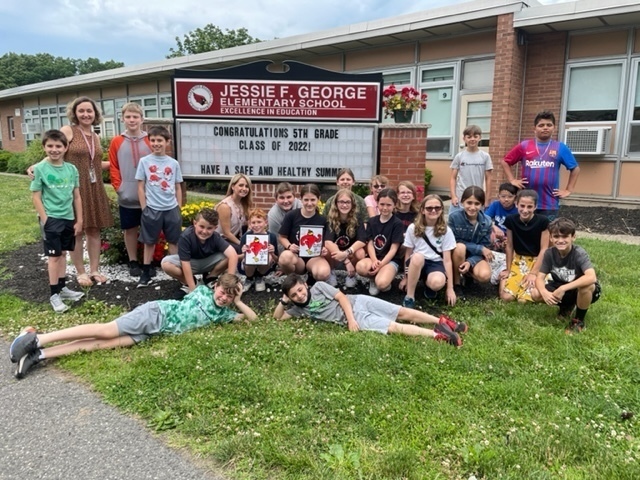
[187,85,213,112]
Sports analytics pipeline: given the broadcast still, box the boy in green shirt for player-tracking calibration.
[10,273,256,379]
[30,130,84,313]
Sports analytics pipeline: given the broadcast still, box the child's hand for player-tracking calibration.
[499,269,509,280]
[540,289,558,306]
[321,247,328,257]
[347,318,360,332]
[268,244,275,253]
[288,243,300,254]
[398,277,407,291]
[451,196,459,207]
[241,245,248,253]
[459,261,471,275]
[233,283,243,303]
[74,221,83,236]
[446,287,457,306]
[482,247,494,262]
[520,272,536,289]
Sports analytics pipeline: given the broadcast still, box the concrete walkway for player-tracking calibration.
[0,339,224,480]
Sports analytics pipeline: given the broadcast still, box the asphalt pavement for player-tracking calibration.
[0,339,225,480]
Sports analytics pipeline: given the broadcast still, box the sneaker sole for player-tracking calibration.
[9,329,36,363]
[137,282,153,289]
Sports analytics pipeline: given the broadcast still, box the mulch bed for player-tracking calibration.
[1,205,638,313]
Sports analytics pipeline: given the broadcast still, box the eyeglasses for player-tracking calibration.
[336,200,352,205]
[372,184,386,189]
[424,206,443,213]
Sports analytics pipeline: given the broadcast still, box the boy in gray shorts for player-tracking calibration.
[9,274,256,379]
[274,274,468,346]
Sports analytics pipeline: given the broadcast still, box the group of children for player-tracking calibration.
[15,108,599,379]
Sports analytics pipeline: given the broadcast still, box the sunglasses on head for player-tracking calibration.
[424,206,443,213]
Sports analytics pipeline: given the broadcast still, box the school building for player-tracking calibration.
[1,0,639,205]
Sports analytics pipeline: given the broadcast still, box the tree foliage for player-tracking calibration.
[0,53,124,90]
[167,24,260,58]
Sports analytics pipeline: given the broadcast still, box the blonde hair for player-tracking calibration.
[328,189,358,239]
[413,194,447,238]
[121,102,144,116]
[226,174,253,217]
[66,96,103,126]
[216,273,240,296]
[396,180,419,213]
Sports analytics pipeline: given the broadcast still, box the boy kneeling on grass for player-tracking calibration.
[535,217,601,334]
[274,274,467,347]
[10,273,257,379]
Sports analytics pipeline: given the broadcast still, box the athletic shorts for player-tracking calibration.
[139,206,182,245]
[352,295,400,334]
[161,253,227,275]
[119,206,142,230]
[545,280,601,308]
[503,253,537,302]
[41,217,76,257]
[115,301,163,344]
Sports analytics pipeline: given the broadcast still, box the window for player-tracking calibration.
[381,70,413,124]
[628,61,640,153]
[130,95,159,118]
[8,117,15,140]
[160,94,173,118]
[462,59,494,91]
[566,63,622,122]
[419,65,457,155]
[101,100,115,116]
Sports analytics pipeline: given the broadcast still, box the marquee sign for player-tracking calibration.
[172,62,382,182]
[177,120,377,183]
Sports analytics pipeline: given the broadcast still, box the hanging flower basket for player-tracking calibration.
[393,110,414,123]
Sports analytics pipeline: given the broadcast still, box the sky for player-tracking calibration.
[0,0,570,68]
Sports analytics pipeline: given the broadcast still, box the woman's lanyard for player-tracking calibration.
[79,128,96,183]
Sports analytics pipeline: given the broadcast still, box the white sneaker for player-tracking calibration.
[254,277,266,292]
[59,287,84,302]
[50,294,70,313]
[326,271,338,287]
[243,278,254,292]
[369,281,380,296]
[345,275,357,288]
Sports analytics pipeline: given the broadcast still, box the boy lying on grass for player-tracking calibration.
[9,273,256,379]
[274,274,467,347]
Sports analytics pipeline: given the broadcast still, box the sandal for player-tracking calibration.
[90,272,108,284]
[77,273,93,287]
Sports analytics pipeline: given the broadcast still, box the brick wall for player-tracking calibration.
[0,101,26,151]
[490,14,567,198]
[379,124,428,199]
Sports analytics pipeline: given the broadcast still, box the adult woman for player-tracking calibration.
[216,173,252,253]
[60,97,113,286]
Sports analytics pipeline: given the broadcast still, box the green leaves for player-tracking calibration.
[167,24,260,58]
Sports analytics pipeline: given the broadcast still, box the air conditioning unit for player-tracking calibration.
[564,126,611,155]
[20,123,41,135]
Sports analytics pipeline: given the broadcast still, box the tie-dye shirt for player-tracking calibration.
[158,285,236,334]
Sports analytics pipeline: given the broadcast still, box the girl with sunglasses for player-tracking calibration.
[401,195,458,308]
[364,175,389,218]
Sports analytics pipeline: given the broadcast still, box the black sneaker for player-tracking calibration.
[129,261,142,277]
[438,314,468,334]
[433,323,463,347]
[15,350,41,379]
[558,304,576,320]
[149,266,157,278]
[10,328,38,363]
[202,275,217,288]
[423,286,438,300]
[565,318,585,335]
[453,284,466,301]
[137,271,153,288]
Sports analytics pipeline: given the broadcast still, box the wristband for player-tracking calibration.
[347,247,354,256]
[286,244,291,250]
[280,299,290,306]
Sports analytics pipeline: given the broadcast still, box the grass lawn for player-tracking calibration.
[1,174,639,479]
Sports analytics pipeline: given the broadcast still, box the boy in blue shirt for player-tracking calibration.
[161,208,238,292]
[135,126,183,287]
[485,182,518,252]
[9,273,256,379]
[30,130,85,313]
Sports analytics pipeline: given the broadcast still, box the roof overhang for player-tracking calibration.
[514,0,640,34]
[0,0,528,101]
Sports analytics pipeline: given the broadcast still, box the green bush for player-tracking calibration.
[6,152,31,174]
[0,150,12,172]
[24,140,45,164]
[352,183,369,198]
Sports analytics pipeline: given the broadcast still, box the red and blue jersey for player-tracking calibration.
[504,139,578,211]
